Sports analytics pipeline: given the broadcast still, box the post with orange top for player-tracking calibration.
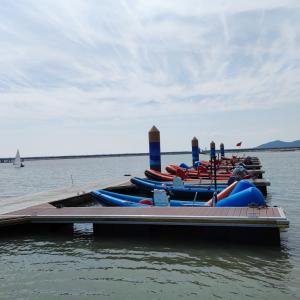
[148,126,161,172]
[220,143,225,158]
[192,137,199,165]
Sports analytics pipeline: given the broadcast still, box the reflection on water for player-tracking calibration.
[0,152,300,299]
[0,229,294,300]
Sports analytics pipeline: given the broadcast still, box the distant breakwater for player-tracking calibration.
[1,147,300,163]
[1,151,191,163]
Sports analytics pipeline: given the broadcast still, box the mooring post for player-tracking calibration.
[210,141,217,194]
[220,142,225,158]
[192,137,199,165]
[149,126,161,171]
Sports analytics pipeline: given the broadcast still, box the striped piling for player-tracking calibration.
[220,143,225,158]
[192,137,199,165]
[210,141,216,159]
[210,141,218,195]
[148,126,161,171]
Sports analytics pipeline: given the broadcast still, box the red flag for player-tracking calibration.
[236,142,242,147]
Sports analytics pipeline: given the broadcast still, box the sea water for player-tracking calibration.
[0,151,299,299]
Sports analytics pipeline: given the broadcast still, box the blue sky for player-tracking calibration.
[0,0,299,156]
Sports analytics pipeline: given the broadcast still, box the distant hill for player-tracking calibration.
[257,140,300,149]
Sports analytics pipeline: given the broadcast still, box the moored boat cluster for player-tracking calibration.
[92,126,269,209]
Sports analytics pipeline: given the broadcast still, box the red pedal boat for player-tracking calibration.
[165,164,232,180]
[145,169,230,182]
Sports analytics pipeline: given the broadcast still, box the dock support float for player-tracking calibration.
[93,224,281,245]
[0,222,74,236]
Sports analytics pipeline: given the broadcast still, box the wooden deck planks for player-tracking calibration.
[239,207,249,217]
[257,208,268,217]
[233,207,242,217]
[267,207,281,218]
[6,205,286,220]
[1,205,289,230]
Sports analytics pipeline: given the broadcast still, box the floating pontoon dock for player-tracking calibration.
[0,180,288,245]
[0,152,286,244]
[6,204,288,230]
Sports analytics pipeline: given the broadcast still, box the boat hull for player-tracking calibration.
[91,190,210,207]
[131,177,223,200]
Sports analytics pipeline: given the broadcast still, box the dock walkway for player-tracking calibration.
[2,203,289,244]
[0,177,129,215]
[5,205,288,229]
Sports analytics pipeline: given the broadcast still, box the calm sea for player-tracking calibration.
[0,152,299,299]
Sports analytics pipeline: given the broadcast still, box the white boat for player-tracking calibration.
[13,149,24,168]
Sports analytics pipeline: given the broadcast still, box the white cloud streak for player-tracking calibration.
[0,0,299,154]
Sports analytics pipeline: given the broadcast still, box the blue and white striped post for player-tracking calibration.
[149,126,161,171]
[210,141,217,194]
[210,141,216,160]
[192,137,199,165]
[220,142,225,158]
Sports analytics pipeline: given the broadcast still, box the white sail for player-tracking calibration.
[13,149,22,167]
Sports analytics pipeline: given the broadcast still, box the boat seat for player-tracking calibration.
[173,176,184,188]
[153,189,169,206]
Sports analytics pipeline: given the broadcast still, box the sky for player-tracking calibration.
[0,0,299,156]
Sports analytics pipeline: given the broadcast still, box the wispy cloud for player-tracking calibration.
[0,0,299,154]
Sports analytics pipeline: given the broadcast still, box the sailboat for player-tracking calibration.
[13,149,24,168]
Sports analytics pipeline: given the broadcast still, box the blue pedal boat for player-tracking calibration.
[130,177,224,200]
[91,180,266,208]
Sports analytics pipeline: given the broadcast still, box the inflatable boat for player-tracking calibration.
[145,168,230,182]
[131,177,224,200]
[91,190,210,207]
[136,177,228,189]
[91,180,266,208]
[166,164,232,179]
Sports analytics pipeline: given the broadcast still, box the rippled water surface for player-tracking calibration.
[0,152,299,299]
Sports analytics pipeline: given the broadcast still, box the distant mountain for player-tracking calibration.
[257,140,300,149]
